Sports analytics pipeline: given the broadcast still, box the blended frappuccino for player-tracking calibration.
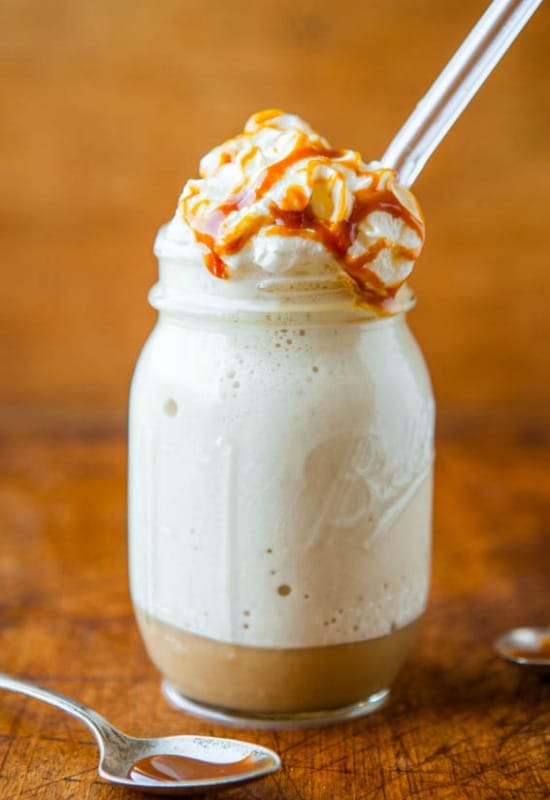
[129,110,433,723]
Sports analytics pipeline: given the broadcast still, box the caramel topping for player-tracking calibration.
[249,108,285,126]
[180,111,425,308]
[253,144,343,197]
[129,752,272,784]
[192,230,229,279]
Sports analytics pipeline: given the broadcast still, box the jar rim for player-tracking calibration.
[149,279,416,325]
[152,226,416,322]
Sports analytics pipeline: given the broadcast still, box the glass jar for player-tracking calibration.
[128,237,435,726]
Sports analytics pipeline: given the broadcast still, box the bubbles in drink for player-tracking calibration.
[164,398,178,416]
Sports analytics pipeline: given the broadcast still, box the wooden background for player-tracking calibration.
[1,0,549,429]
[0,431,548,798]
[1,4,549,798]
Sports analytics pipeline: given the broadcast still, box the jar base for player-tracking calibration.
[162,681,390,730]
[137,611,420,721]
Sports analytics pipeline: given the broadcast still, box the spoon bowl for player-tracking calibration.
[0,673,280,794]
[97,730,280,795]
[494,627,550,668]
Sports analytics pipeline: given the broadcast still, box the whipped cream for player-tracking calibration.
[161,110,425,313]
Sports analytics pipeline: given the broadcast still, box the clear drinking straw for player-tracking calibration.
[382,0,544,187]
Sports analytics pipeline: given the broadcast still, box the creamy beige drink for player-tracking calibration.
[129,110,433,724]
[138,617,421,714]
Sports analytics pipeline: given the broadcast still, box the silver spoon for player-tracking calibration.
[0,673,281,795]
[494,627,550,667]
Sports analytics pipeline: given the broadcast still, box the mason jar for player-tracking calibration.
[128,227,435,726]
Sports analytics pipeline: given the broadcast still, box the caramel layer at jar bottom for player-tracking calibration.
[136,610,421,714]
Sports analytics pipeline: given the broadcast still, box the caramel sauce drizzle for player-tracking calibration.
[182,134,425,305]
[129,752,272,784]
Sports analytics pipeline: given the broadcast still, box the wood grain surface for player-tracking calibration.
[1,1,549,797]
[0,423,548,799]
[1,0,550,422]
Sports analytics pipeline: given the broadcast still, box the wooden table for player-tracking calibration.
[0,420,548,799]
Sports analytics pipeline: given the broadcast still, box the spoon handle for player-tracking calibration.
[382,0,544,187]
[0,672,125,752]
